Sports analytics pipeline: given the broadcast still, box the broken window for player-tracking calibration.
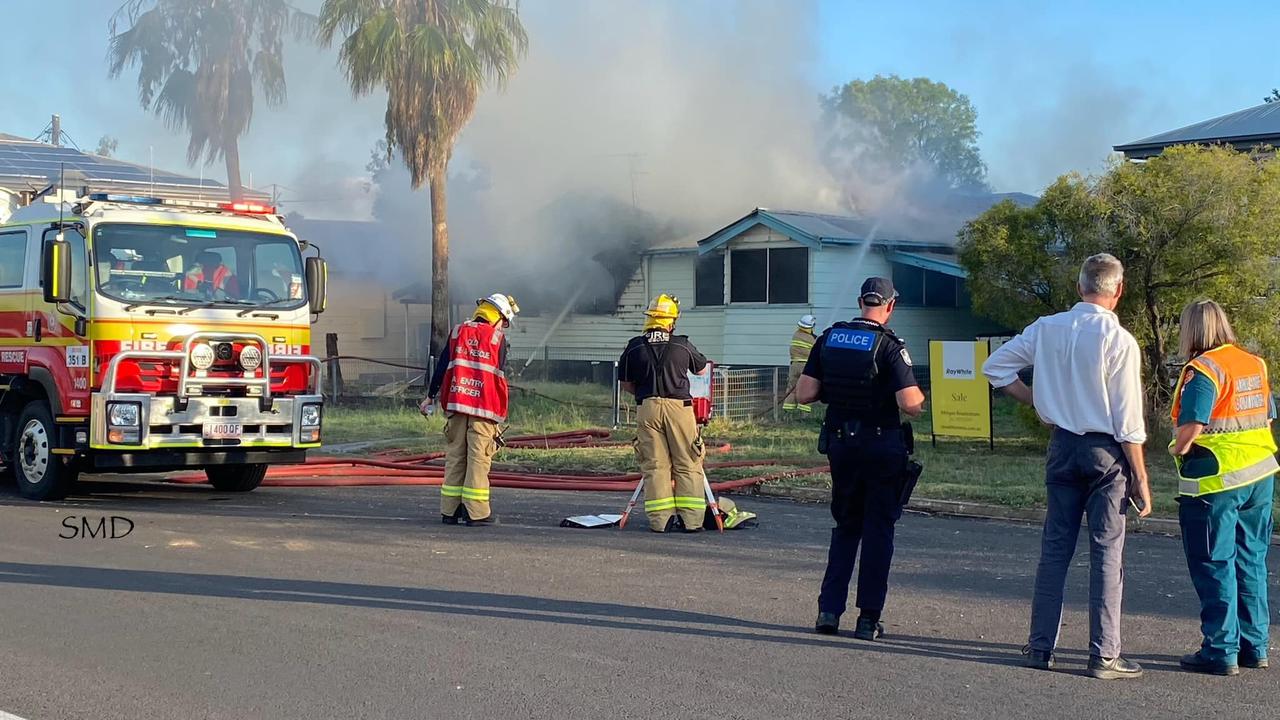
[729,247,809,304]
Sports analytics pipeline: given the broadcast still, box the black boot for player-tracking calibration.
[1088,656,1144,680]
[1240,648,1269,670]
[466,514,500,527]
[1180,651,1239,676]
[814,612,840,635]
[1021,646,1055,670]
[853,616,885,641]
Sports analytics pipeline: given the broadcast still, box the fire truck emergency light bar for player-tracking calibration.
[84,193,277,216]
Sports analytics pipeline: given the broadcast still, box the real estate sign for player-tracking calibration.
[928,340,992,443]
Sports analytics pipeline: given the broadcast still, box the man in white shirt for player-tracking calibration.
[982,253,1153,681]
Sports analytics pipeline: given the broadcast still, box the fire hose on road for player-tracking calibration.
[166,429,829,492]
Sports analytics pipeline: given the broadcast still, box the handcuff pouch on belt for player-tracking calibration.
[816,419,923,506]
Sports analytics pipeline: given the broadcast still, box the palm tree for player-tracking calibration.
[108,0,313,200]
[318,0,528,356]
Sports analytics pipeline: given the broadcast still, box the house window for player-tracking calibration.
[695,251,725,306]
[768,247,808,303]
[729,247,809,304]
[892,263,968,308]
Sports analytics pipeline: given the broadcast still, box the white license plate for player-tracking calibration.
[202,422,243,440]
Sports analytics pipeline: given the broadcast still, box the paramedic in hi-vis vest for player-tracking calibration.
[423,294,519,527]
[782,314,817,413]
[618,294,711,533]
[1169,300,1275,676]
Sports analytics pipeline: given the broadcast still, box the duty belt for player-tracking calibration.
[638,398,693,407]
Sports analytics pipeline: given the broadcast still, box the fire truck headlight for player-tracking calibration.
[190,343,215,370]
[239,345,263,371]
[107,402,141,428]
[300,403,321,428]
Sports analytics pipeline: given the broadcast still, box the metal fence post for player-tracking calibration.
[611,361,621,429]
[772,366,780,422]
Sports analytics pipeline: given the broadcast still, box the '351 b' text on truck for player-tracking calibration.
[0,190,328,500]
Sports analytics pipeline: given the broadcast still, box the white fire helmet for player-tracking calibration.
[798,314,817,330]
[478,293,520,322]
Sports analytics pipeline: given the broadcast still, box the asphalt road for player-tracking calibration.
[0,476,1276,720]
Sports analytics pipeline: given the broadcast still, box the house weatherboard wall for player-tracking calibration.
[508,200,1032,371]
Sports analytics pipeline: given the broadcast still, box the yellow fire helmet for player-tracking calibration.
[644,293,680,321]
[476,293,520,324]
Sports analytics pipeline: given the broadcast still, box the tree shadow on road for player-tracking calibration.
[0,560,1074,671]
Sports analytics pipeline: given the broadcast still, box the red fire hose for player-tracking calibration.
[165,429,827,492]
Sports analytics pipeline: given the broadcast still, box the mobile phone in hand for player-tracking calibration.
[1128,496,1146,515]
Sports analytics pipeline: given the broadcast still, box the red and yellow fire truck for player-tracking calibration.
[0,190,327,499]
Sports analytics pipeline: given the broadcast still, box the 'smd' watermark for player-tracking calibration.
[59,515,135,540]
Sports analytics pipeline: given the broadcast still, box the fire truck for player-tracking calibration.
[0,187,327,500]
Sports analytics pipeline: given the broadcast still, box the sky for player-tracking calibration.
[1,0,1277,220]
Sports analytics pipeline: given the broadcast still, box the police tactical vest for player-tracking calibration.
[819,321,898,417]
[440,321,509,422]
[1170,344,1278,497]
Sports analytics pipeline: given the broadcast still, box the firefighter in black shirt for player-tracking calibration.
[795,277,926,640]
[618,294,710,533]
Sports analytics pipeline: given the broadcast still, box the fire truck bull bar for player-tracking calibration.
[91,331,323,451]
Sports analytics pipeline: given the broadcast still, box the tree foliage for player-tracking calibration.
[959,145,1280,410]
[108,0,313,199]
[95,136,120,158]
[319,0,528,355]
[823,74,988,192]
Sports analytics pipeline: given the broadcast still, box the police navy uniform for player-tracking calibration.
[803,317,919,628]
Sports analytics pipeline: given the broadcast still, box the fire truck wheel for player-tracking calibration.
[14,402,75,501]
[206,464,268,492]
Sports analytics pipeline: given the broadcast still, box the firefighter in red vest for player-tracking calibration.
[423,293,518,526]
[184,251,240,298]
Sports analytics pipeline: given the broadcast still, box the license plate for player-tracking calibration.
[202,422,243,440]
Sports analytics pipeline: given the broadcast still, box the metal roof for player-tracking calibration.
[1115,102,1280,159]
[694,193,1036,254]
[886,250,965,277]
[0,136,264,201]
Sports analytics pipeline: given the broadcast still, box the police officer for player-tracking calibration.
[618,294,711,533]
[423,293,519,527]
[795,277,925,640]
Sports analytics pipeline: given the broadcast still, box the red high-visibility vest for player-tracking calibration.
[440,321,509,422]
[184,264,233,291]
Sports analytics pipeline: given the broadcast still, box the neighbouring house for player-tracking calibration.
[0,131,267,219]
[1114,101,1280,159]
[507,195,1035,374]
[284,218,433,370]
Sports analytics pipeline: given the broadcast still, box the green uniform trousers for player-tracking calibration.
[1178,475,1274,664]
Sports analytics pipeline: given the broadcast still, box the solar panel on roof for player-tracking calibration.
[0,138,226,188]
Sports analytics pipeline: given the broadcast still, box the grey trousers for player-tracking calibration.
[1028,430,1129,658]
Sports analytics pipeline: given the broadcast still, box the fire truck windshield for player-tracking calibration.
[93,223,306,309]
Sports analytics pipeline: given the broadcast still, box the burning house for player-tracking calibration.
[508,194,1035,375]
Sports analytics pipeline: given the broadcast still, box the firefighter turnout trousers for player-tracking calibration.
[635,398,707,531]
[441,413,500,520]
[782,361,811,412]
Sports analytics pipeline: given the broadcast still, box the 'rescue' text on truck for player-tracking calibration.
[0,188,327,499]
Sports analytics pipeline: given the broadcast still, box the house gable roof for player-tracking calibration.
[1115,102,1280,159]
[690,193,1036,256]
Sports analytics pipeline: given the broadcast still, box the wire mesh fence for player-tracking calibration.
[319,341,789,425]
